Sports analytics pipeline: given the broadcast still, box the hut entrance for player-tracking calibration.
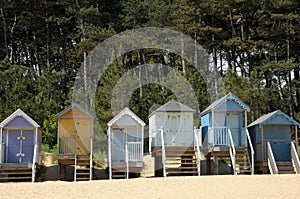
[226,112,240,146]
[6,130,34,163]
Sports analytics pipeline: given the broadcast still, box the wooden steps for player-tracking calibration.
[235,147,252,175]
[153,146,200,177]
[277,162,295,174]
[110,161,143,179]
[74,155,91,181]
[0,167,33,182]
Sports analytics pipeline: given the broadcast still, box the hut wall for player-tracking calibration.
[152,112,193,146]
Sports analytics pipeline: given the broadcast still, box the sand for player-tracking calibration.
[0,175,299,199]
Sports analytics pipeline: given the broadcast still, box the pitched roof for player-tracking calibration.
[248,110,300,128]
[148,100,195,118]
[108,107,145,127]
[200,92,250,115]
[0,109,40,128]
[56,103,94,119]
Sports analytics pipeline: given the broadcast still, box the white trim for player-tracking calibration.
[108,107,145,127]
[57,120,60,154]
[0,127,2,163]
[0,109,40,128]
[6,129,8,163]
[108,127,112,180]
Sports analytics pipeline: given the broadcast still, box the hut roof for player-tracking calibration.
[56,103,94,119]
[148,100,195,118]
[248,110,300,128]
[108,107,145,127]
[0,109,40,128]
[200,92,250,116]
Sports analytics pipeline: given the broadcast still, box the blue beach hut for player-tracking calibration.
[248,110,300,174]
[0,109,41,182]
[200,92,254,175]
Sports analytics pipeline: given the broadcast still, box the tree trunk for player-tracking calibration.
[0,7,9,57]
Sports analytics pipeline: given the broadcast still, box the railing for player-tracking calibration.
[59,136,76,155]
[228,128,237,175]
[291,142,300,174]
[267,142,278,174]
[31,143,37,183]
[160,128,166,177]
[89,136,93,181]
[246,129,255,175]
[125,143,129,179]
[194,127,201,176]
[127,142,143,161]
[210,127,230,146]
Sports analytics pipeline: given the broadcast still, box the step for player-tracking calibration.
[278,170,295,174]
[166,170,198,174]
[0,176,32,180]
[76,178,90,181]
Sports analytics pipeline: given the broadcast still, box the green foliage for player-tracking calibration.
[0,0,299,152]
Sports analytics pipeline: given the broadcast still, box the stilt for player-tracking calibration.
[206,153,211,175]
[214,155,219,175]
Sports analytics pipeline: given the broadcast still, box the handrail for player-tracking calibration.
[194,127,201,176]
[31,143,37,183]
[246,129,255,175]
[291,142,300,174]
[125,143,129,179]
[89,136,93,180]
[59,136,76,155]
[228,128,237,175]
[127,142,143,161]
[211,127,230,146]
[160,128,166,177]
[74,135,77,182]
[267,142,278,174]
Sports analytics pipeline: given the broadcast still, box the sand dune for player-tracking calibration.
[0,175,300,199]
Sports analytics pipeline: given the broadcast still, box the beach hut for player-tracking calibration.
[107,107,145,179]
[149,100,201,177]
[248,110,300,174]
[56,103,94,181]
[200,92,254,175]
[0,109,41,182]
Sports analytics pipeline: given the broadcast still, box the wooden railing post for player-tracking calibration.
[267,142,278,174]
[125,143,129,179]
[228,128,236,175]
[246,129,255,175]
[194,127,201,176]
[160,128,166,178]
[291,142,300,174]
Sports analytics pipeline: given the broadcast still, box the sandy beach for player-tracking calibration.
[0,175,299,199]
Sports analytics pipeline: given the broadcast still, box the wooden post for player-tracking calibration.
[89,119,93,181]
[295,125,298,152]
[206,154,211,175]
[245,111,247,146]
[108,126,112,180]
[57,120,60,154]
[261,125,264,161]
[0,127,2,163]
[214,155,218,175]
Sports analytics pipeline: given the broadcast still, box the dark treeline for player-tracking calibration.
[0,0,299,149]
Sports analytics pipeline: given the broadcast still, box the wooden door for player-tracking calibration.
[7,130,34,163]
[226,112,240,146]
[112,129,126,161]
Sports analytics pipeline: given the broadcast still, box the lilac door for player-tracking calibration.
[6,130,34,163]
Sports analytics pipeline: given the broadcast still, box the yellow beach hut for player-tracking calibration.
[56,103,94,181]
